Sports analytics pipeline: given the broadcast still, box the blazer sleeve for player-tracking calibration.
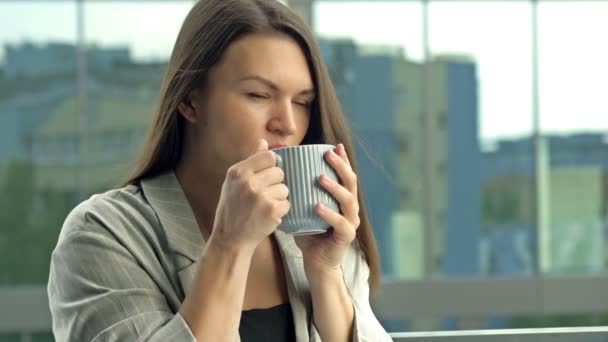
[47,206,196,342]
[309,240,393,342]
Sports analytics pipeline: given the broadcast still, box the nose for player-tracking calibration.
[267,99,297,136]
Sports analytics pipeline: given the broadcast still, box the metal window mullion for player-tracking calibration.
[76,0,88,200]
[531,0,552,278]
[421,0,435,279]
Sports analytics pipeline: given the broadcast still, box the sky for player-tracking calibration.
[0,1,607,142]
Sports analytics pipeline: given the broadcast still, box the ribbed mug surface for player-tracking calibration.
[272,144,339,235]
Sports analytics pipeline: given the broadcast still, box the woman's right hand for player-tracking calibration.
[208,139,289,251]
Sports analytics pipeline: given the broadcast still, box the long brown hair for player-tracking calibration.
[123,0,382,296]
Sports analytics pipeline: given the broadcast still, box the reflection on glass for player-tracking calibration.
[0,2,77,286]
[314,1,424,281]
[0,0,193,284]
[538,2,608,275]
[425,1,535,331]
[84,2,193,62]
[2,0,608,337]
[428,2,534,283]
[63,2,194,195]
[315,1,537,286]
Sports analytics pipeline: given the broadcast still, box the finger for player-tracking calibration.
[252,165,284,187]
[263,183,289,200]
[315,203,357,243]
[255,138,268,153]
[325,149,357,194]
[336,143,352,167]
[274,199,291,220]
[240,150,278,174]
[319,174,359,221]
[245,138,273,172]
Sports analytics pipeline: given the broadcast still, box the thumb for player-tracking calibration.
[255,139,268,153]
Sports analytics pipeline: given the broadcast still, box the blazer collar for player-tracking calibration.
[141,171,203,261]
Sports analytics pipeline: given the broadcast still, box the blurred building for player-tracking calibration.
[320,39,482,279]
[549,166,604,273]
[0,42,163,194]
[3,42,130,79]
[0,74,72,164]
[433,56,481,277]
[320,39,401,276]
[31,92,154,192]
[482,133,608,276]
[391,54,482,278]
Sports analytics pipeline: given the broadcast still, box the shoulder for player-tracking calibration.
[57,183,162,250]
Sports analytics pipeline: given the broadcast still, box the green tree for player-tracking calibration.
[0,160,71,284]
[481,175,534,231]
[0,160,35,284]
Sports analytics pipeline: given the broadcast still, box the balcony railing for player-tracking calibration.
[2,276,608,340]
[391,327,608,341]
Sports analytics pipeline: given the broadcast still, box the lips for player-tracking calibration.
[269,144,288,150]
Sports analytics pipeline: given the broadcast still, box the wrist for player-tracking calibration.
[206,232,256,262]
[305,262,344,288]
[207,222,258,252]
[303,256,342,274]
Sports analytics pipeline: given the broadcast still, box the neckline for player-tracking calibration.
[242,303,291,313]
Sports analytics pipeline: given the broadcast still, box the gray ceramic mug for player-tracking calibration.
[271,144,340,235]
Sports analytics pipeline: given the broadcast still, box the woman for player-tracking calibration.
[48,0,391,341]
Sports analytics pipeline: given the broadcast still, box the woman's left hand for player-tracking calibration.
[294,143,360,277]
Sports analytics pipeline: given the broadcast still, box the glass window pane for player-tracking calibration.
[72,2,193,193]
[4,0,608,337]
[0,1,192,336]
[428,2,535,282]
[314,1,424,283]
[420,0,535,331]
[0,1,77,287]
[84,2,194,62]
[538,2,608,275]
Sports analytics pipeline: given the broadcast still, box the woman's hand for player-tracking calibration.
[294,143,360,277]
[209,139,289,251]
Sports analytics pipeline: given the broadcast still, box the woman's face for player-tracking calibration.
[183,32,314,176]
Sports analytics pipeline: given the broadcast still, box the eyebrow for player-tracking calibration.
[239,75,315,96]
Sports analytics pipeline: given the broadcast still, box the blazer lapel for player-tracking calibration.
[141,171,203,298]
[142,171,231,336]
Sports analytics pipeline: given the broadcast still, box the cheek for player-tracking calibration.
[204,94,254,130]
[217,98,265,141]
[297,112,311,136]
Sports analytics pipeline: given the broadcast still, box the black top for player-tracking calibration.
[239,303,296,341]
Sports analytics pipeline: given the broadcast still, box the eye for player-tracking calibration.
[294,100,312,108]
[247,92,268,100]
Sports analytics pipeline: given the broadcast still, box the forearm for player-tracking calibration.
[179,236,254,341]
[307,267,355,342]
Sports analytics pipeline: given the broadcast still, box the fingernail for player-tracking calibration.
[320,175,330,185]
